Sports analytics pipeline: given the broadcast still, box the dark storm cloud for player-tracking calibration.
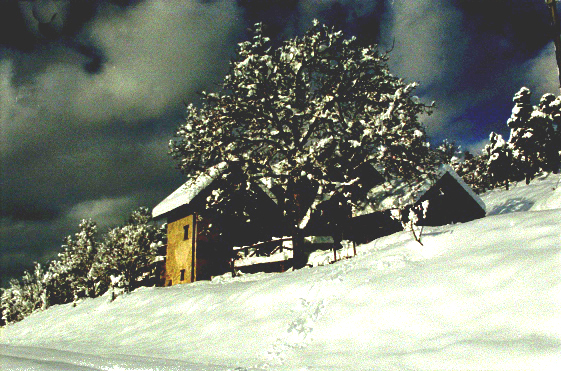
[1,0,242,283]
[238,0,386,45]
[1,0,560,285]
[378,0,559,147]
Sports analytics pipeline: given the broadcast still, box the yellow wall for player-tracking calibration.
[165,214,196,286]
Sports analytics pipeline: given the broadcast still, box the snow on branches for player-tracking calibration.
[90,207,165,299]
[454,87,560,192]
[170,22,433,258]
[390,200,429,246]
[507,87,561,183]
[1,208,165,325]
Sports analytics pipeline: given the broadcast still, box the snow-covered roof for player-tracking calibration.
[352,164,486,217]
[152,162,228,219]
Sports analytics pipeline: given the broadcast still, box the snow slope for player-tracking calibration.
[1,174,560,371]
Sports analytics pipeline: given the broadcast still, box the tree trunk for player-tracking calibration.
[525,156,532,185]
[291,227,307,269]
[332,228,343,263]
[286,179,309,270]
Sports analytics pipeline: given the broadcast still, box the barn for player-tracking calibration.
[152,164,486,285]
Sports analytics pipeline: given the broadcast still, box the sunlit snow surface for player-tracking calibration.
[2,174,561,370]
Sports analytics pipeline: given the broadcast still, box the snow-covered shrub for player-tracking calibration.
[390,201,429,246]
[170,21,434,268]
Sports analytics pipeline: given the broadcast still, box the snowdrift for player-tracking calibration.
[1,174,560,371]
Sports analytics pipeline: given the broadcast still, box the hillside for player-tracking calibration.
[1,174,560,371]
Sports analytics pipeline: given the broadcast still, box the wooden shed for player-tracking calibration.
[412,165,487,226]
[348,165,486,243]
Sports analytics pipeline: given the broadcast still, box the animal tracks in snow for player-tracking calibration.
[262,281,329,367]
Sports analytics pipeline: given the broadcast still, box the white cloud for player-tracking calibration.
[17,0,70,38]
[67,196,136,228]
[0,60,44,156]
[465,137,490,155]
[4,0,242,139]
[0,60,16,150]
[376,0,474,138]
[383,0,469,88]
[65,0,240,123]
[523,42,561,97]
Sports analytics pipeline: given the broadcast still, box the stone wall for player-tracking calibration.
[165,214,196,285]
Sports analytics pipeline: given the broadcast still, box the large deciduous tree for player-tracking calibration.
[170,21,433,267]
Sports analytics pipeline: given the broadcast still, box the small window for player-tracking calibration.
[183,225,190,240]
[180,269,186,281]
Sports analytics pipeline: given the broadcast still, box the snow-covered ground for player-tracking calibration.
[1,174,560,371]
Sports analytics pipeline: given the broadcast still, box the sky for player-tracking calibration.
[1,0,560,286]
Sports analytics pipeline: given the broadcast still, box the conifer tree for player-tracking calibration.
[47,219,98,304]
[1,279,25,324]
[0,263,47,325]
[431,139,461,167]
[507,87,560,183]
[537,93,561,173]
[485,132,513,190]
[454,151,490,194]
[90,208,165,298]
[507,87,535,184]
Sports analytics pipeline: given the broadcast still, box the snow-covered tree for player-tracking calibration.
[90,208,165,298]
[1,263,48,325]
[485,132,513,190]
[453,151,490,194]
[1,279,25,325]
[170,21,433,267]
[46,219,98,304]
[536,93,561,174]
[507,87,560,183]
[431,139,461,167]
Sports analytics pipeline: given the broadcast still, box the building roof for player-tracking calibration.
[353,164,485,217]
[152,162,228,219]
[153,163,485,223]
